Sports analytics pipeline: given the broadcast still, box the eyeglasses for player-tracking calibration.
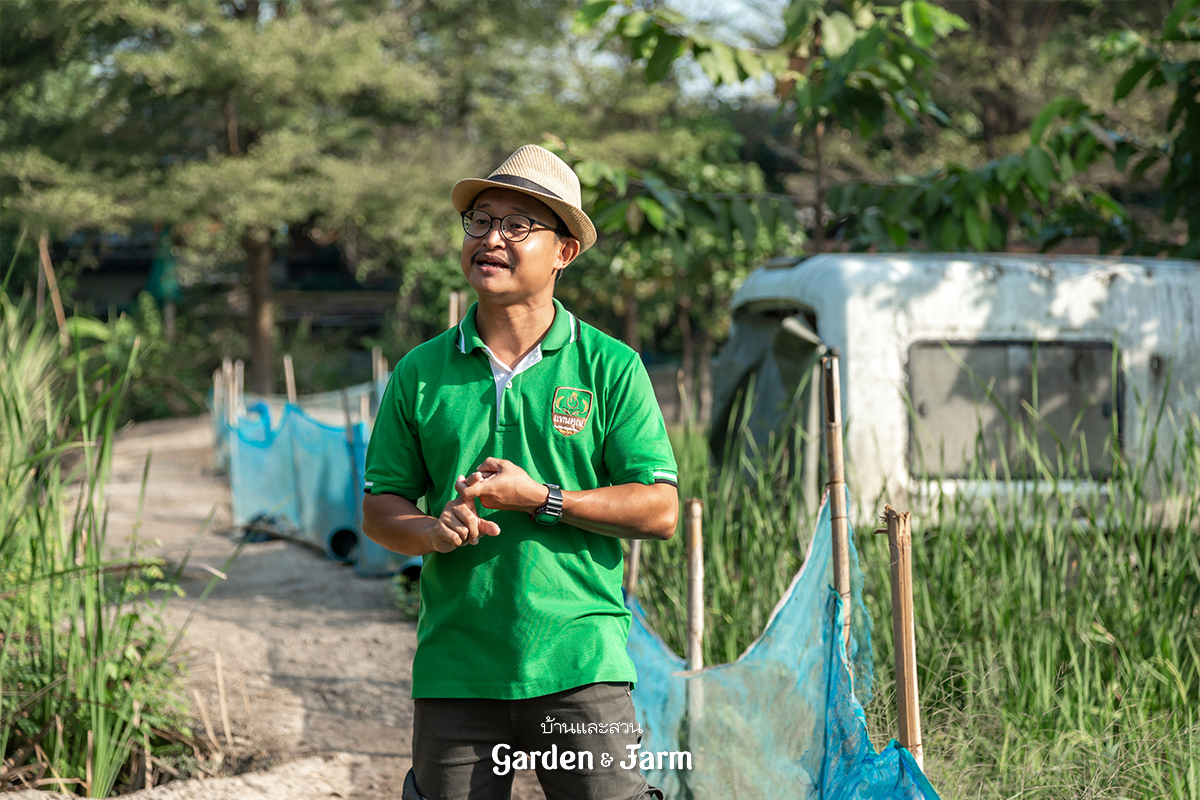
[461,209,567,243]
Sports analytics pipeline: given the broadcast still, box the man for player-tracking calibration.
[362,144,679,800]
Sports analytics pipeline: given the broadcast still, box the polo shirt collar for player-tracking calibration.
[455,298,578,355]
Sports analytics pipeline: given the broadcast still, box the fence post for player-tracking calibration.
[822,354,852,652]
[686,498,705,721]
[283,354,297,404]
[879,505,924,769]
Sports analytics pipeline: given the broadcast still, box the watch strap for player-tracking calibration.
[533,484,563,525]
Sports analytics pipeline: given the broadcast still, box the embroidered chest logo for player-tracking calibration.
[550,387,593,437]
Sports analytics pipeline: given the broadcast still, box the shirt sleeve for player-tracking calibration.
[601,354,678,487]
[363,360,431,501]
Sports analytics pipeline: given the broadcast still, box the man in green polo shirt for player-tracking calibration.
[362,144,678,800]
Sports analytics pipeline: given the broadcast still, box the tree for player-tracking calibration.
[3,0,574,393]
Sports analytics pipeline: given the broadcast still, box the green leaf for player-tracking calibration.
[594,199,630,233]
[696,43,742,86]
[964,205,986,250]
[65,317,112,342]
[641,176,684,224]
[572,1,616,35]
[1025,146,1056,189]
[1115,59,1157,100]
[1030,97,1074,144]
[645,33,685,83]
[1114,142,1136,172]
[901,1,934,49]
[635,195,667,231]
[756,198,778,237]
[731,198,758,248]
[996,154,1025,192]
[1130,151,1162,183]
[821,11,858,58]
[736,49,766,81]
[573,160,606,188]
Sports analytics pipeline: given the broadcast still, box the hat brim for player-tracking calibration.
[452,177,597,253]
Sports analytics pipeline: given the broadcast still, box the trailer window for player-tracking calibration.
[907,341,1119,480]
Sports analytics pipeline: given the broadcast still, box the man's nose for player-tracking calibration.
[481,218,507,245]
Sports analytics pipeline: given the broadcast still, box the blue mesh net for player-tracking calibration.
[627,494,937,800]
[213,380,407,576]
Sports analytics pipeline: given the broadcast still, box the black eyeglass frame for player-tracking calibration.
[461,209,569,243]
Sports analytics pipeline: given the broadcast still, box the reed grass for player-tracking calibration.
[641,374,1200,799]
[0,291,195,795]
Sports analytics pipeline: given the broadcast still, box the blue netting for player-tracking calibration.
[627,494,937,800]
[213,380,408,577]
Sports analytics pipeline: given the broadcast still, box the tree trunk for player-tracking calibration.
[622,277,640,353]
[698,325,714,424]
[244,228,275,395]
[677,294,695,426]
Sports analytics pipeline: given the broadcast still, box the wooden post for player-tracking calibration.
[623,540,641,597]
[686,498,705,672]
[448,291,459,330]
[359,393,370,426]
[341,389,363,528]
[223,358,235,427]
[283,354,297,404]
[878,505,924,769]
[822,354,852,652]
[38,231,69,349]
[372,346,383,384]
[213,369,224,420]
[234,359,245,419]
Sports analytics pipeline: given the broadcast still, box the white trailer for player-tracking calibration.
[711,253,1200,513]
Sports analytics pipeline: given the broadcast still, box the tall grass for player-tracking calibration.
[643,380,1200,798]
[0,292,194,795]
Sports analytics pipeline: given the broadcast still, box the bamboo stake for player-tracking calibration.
[686,498,705,721]
[686,498,705,672]
[222,358,235,426]
[37,231,69,349]
[233,359,245,418]
[372,345,383,384]
[448,291,459,329]
[878,505,924,769]
[623,540,641,597]
[214,651,233,747]
[283,354,297,404]
[190,689,220,752]
[213,369,224,421]
[822,354,852,652]
[85,730,93,796]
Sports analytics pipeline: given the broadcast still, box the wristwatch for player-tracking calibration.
[533,484,563,525]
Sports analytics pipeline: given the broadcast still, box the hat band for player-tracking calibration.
[488,174,564,201]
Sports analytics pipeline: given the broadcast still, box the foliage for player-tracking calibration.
[0,290,201,795]
[1103,0,1200,255]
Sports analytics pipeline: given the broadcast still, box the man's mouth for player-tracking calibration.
[474,255,510,270]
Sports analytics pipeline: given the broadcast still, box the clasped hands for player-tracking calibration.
[431,457,550,552]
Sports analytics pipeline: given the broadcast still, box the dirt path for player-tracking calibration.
[16,414,543,800]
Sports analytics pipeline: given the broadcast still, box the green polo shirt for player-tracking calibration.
[364,299,678,699]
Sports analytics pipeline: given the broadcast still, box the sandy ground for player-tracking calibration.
[14,414,544,800]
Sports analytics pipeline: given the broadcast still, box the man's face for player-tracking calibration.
[460,188,579,305]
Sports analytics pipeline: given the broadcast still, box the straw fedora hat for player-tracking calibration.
[452,144,597,253]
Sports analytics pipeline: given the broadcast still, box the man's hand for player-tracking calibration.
[433,472,502,551]
[456,457,549,514]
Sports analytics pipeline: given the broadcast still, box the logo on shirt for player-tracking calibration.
[551,387,593,437]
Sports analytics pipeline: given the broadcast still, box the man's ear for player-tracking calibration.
[556,236,581,269]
